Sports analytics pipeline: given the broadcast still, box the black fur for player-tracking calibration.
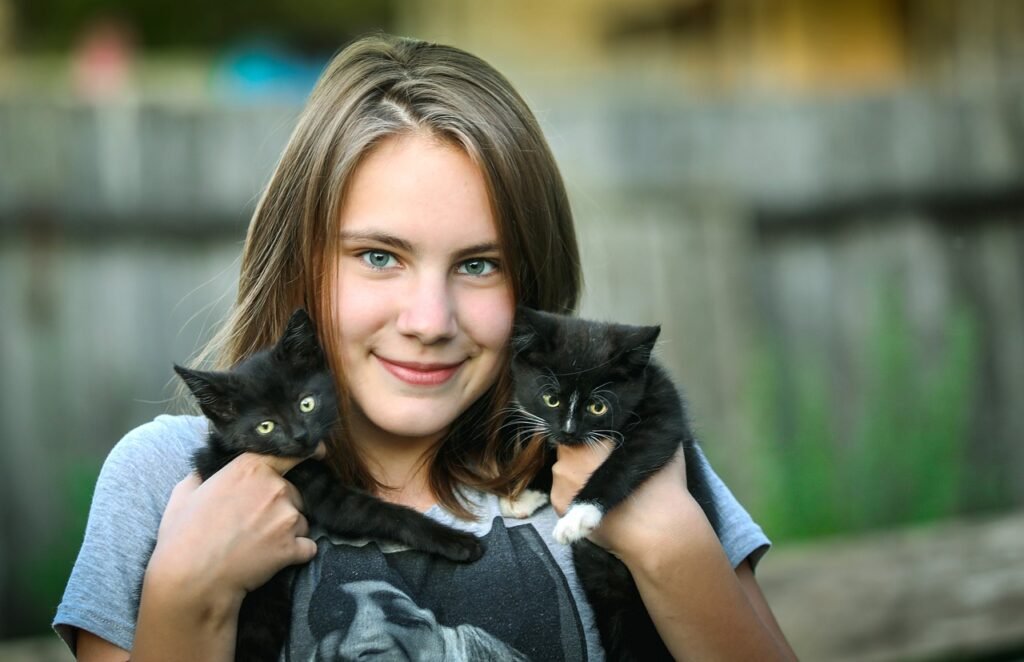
[175,308,483,662]
[510,307,720,661]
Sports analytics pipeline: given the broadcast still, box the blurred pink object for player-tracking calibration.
[71,18,136,100]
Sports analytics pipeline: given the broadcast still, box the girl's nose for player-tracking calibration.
[395,273,458,344]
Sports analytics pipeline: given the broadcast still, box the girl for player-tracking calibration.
[55,33,795,660]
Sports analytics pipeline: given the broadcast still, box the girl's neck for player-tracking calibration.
[365,443,438,512]
[347,411,444,512]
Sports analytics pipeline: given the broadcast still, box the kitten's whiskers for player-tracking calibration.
[539,370,561,394]
[498,404,553,442]
[584,430,624,451]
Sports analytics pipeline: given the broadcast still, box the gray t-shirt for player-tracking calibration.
[53,414,770,660]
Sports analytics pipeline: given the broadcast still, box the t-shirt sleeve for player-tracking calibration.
[694,444,771,570]
[52,415,204,654]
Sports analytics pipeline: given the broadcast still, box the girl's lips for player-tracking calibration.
[376,356,464,386]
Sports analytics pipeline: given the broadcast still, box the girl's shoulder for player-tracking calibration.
[52,414,208,653]
[101,414,207,490]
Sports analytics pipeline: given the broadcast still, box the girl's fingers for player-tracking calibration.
[293,536,318,563]
[292,513,310,539]
[154,450,323,597]
[258,441,325,476]
[280,478,305,512]
[550,441,614,515]
[281,515,316,565]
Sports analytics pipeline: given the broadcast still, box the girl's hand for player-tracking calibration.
[145,445,325,610]
[131,446,323,661]
[551,445,797,660]
[550,442,697,562]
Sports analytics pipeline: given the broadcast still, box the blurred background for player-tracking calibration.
[1,0,1023,660]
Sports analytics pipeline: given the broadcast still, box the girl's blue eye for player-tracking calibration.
[458,258,497,276]
[362,251,397,269]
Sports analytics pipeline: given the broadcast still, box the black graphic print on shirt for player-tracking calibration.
[284,517,587,661]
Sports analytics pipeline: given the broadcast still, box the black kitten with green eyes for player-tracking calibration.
[504,307,721,662]
[174,308,483,662]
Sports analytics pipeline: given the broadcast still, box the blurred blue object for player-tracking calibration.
[212,40,327,103]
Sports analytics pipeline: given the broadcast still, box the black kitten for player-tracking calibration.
[504,307,720,662]
[174,308,483,662]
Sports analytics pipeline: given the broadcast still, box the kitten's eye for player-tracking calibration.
[587,401,608,416]
[542,393,560,408]
[256,421,276,435]
[299,396,316,413]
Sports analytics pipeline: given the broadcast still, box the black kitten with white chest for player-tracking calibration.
[504,307,720,661]
[174,309,482,662]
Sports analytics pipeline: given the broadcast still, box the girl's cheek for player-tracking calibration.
[332,266,396,329]
[462,287,514,347]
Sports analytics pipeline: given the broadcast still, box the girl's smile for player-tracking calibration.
[374,355,465,387]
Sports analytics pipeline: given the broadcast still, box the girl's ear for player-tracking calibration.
[276,308,325,366]
[173,365,237,423]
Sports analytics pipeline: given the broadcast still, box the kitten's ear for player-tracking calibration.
[276,308,324,366]
[512,306,558,356]
[617,324,661,372]
[173,365,237,423]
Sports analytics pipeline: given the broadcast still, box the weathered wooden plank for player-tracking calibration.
[5,88,1024,225]
[0,237,240,635]
[758,511,1024,661]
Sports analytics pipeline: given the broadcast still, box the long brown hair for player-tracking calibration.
[197,33,581,517]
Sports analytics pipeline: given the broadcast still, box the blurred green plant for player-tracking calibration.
[12,458,100,637]
[747,288,979,542]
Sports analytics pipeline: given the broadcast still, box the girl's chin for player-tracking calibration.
[361,405,456,443]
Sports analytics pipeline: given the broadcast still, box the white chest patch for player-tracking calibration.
[552,502,604,545]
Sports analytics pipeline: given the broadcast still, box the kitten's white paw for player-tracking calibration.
[500,489,550,519]
[553,503,603,544]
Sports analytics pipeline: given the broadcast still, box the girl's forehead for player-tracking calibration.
[337,223,501,256]
[336,134,501,253]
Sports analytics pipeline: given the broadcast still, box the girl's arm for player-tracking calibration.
[76,451,320,662]
[550,445,797,661]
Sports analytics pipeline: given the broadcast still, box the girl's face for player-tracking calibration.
[332,133,514,448]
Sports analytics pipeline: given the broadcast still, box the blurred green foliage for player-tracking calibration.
[13,458,101,637]
[10,0,396,52]
[748,289,982,542]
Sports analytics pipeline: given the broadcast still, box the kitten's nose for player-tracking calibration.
[294,429,309,444]
[557,432,580,445]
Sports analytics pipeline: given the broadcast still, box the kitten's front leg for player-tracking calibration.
[290,462,484,562]
[191,445,236,481]
[552,438,677,545]
[499,489,550,518]
[499,446,554,519]
[553,501,605,545]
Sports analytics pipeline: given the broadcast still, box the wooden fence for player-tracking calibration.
[1,87,1022,644]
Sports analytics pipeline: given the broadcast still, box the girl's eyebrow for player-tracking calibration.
[340,230,500,260]
[453,242,501,261]
[339,230,414,253]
